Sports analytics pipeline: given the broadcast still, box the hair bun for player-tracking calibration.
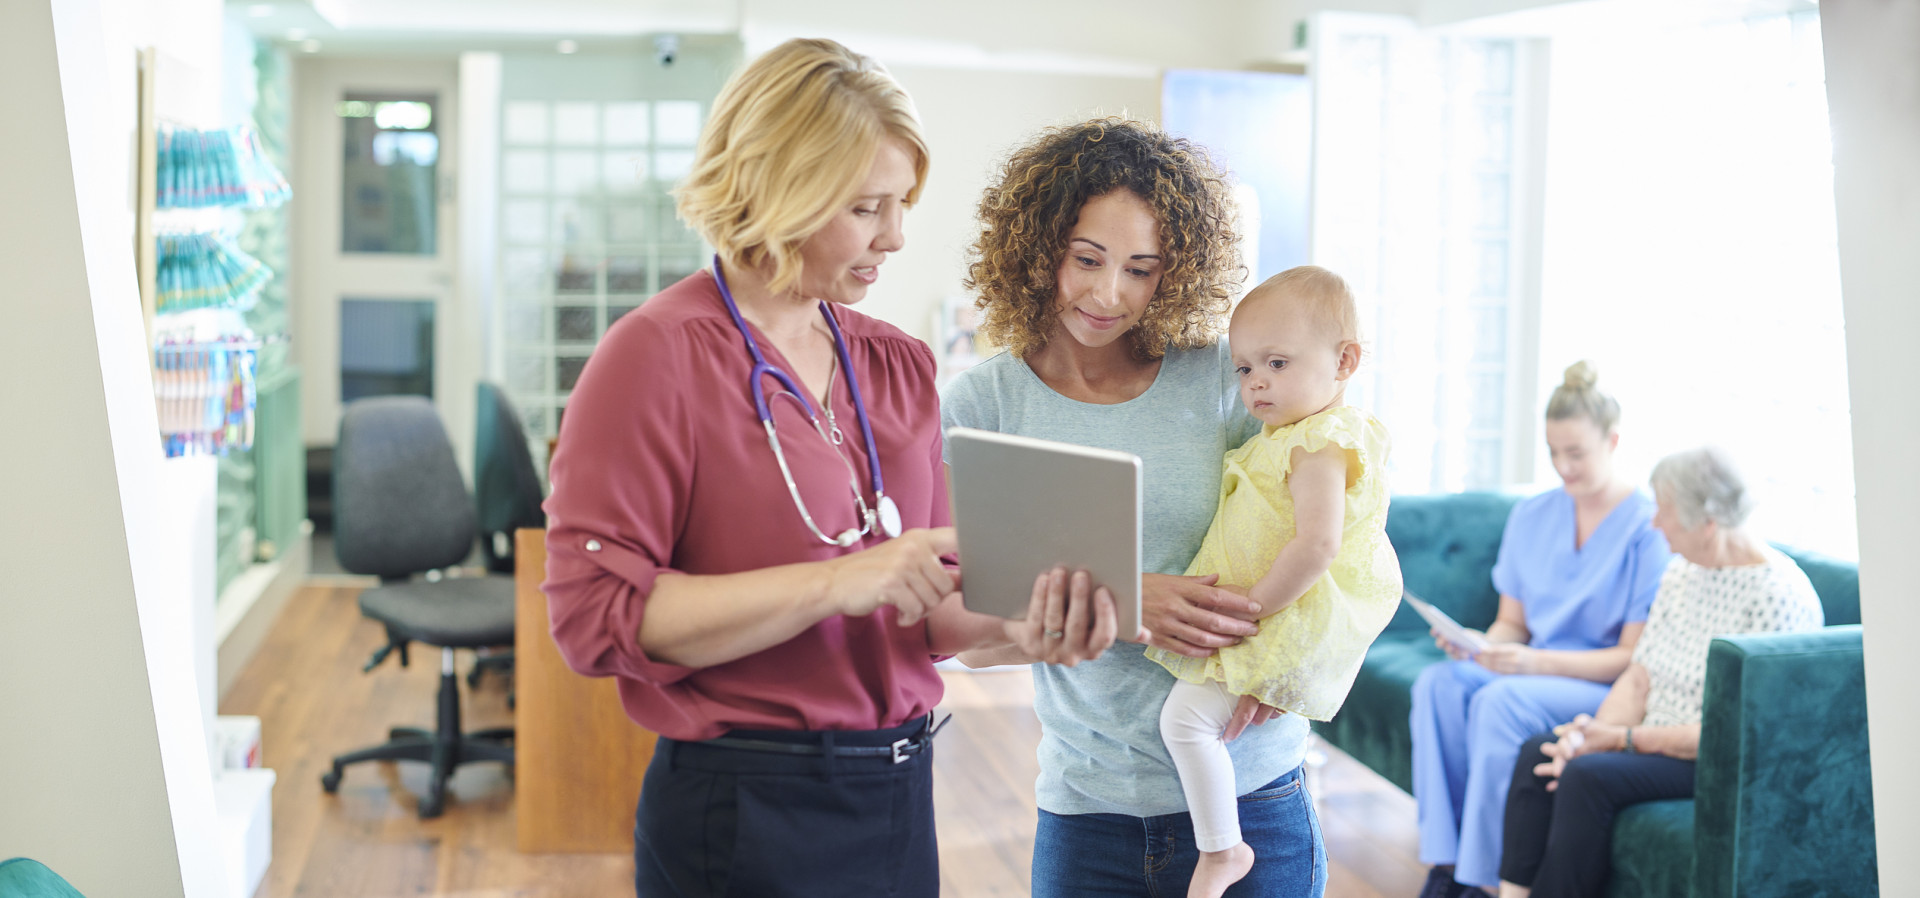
[1563,359,1599,392]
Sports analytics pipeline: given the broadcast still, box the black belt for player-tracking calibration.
[702,714,950,765]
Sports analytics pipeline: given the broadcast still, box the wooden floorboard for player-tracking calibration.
[224,584,1424,897]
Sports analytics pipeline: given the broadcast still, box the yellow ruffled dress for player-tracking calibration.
[1149,406,1403,721]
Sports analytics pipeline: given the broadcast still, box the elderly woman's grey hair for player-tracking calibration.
[1650,446,1755,531]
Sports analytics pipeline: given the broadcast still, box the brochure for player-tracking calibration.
[1403,591,1491,655]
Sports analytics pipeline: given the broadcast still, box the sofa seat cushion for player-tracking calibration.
[1318,634,1447,793]
[1606,799,1694,898]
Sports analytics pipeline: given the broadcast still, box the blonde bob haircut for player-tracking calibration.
[675,38,929,295]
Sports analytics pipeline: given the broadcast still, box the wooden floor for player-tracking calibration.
[222,584,1425,898]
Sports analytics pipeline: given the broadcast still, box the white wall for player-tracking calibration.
[1821,2,1920,893]
[736,0,1402,344]
[0,1,228,895]
[852,64,1162,345]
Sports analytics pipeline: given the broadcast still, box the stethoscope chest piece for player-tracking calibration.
[878,495,902,539]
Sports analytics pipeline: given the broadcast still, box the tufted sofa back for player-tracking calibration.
[1381,491,1862,636]
[1772,544,1862,625]
[1382,492,1523,636]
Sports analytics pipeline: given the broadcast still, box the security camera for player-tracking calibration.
[654,34,679,67]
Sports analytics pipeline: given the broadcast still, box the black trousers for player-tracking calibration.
[1499,732,1696,897]
[633,716,939,898]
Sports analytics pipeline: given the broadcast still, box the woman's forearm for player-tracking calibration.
[957,644,1036,668]
[639,563,839,668]
[1486,596,1531,644]
[1632,724,1700,761]
[925,594,1013,656]
[1534,644,1634,682]
[1486,620,1531,644]
[1592,664,1650,725]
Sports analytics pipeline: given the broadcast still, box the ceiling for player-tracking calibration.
[227,0,1822,66]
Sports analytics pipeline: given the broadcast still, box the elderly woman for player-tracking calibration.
[945,118,1325,897]
[1494,447,1826,898]
[1414,361,1672,898]
[544,39,1110,898]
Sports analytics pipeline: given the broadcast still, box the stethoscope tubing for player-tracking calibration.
[711,255,893,538]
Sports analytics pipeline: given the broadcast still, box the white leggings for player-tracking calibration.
[1160,678,1249,853]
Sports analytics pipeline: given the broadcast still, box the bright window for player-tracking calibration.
[1311,14,1537,495]
[495,86,712,439]
[1535,10,1853,557]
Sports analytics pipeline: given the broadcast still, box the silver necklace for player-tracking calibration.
[822,349,845,445]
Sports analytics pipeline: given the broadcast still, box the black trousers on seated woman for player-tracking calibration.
[634,715,939,898]
[1500,733,1696,898]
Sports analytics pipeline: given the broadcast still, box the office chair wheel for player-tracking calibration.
[320,768,343,793]
[418,791,446,819]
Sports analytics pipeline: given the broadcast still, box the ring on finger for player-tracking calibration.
[1045,628,1065,640]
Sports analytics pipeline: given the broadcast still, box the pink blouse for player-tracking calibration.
[542,270,950,741]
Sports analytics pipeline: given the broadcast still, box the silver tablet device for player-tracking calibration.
[946,427,1142,638]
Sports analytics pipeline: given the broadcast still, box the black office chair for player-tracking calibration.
[474,381,547,574]
[320,396,515,819]
[465,382,546,698]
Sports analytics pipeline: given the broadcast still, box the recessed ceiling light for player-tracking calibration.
[301,39,322,53]
[247,3,274,17]
[286,27,308,41]
[557,39,579,54]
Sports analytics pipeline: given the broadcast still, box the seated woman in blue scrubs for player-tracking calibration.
[1412,361,1672,898]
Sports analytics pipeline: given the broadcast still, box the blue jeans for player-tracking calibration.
[1032,766,1325,898]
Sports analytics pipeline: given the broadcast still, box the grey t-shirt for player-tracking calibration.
[941,341,1310,817]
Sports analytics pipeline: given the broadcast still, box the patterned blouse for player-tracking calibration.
[1633,546,1825,728]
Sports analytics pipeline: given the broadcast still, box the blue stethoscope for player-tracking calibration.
[713,255,901,546]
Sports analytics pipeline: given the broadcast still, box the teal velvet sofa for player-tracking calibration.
[0,858,87,896]
[1318,491,1879,897]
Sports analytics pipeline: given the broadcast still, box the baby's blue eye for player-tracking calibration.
[1269,359,1287,370]
[1235,366,1251,376]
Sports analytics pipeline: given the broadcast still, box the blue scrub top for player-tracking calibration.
[1490,489,1671,651]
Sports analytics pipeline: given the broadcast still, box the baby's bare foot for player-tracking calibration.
[1187,840,1254,898]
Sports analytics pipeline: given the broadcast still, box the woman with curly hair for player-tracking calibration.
[946,117,1326,898]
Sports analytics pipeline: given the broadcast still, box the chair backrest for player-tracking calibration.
[474,381,547,574]
[333,396,477,578]
[0,858,87,897]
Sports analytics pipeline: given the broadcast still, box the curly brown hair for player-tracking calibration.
[964,117,1244,361]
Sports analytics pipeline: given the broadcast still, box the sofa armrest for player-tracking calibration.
[1693,625,1878,898]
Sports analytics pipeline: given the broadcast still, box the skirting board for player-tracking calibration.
[216,521,313,700]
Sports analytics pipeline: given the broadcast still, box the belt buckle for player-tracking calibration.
[890,738,911,764]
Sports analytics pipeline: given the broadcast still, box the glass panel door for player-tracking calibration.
[339,94,441,254]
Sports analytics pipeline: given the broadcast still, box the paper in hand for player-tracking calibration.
[1403,591,1491,655]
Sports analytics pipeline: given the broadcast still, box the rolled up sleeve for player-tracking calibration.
[542,319,698,686]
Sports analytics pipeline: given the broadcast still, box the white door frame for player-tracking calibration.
[293,56,480,479]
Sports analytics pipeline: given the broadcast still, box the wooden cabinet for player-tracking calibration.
[514,528,657,852]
